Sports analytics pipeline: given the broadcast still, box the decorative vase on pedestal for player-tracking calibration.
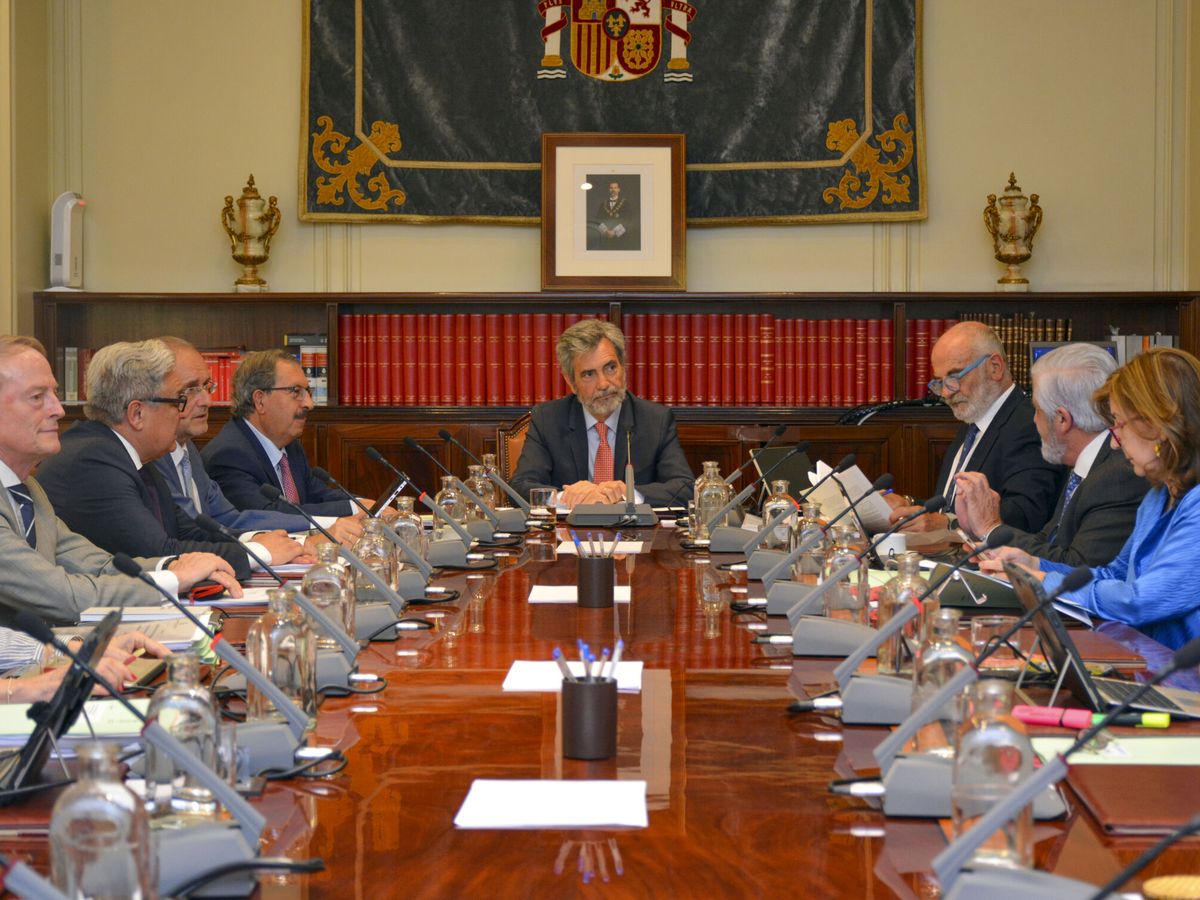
[221,174,281,292]
[983,173,1042,292]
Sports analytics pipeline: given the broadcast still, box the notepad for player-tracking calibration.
[1032,735,1200,766]
[502,660,643,693]
[556,541,645,556]
[0,699,149,747]
[454,779,648,829]
[528,585,632,604]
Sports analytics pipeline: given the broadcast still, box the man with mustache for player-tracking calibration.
[201,349,362,519]
[886,320,1066,535]
[511,319,693,509]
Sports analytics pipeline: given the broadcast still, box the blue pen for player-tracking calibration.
[552,647,576,682]
[569,530,585,556]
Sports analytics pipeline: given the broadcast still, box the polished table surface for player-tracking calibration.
[5,526,1199,898]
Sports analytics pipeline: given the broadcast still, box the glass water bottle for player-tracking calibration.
[790,501,827,581]
[50,741,158,899]
[877,551,929,676]
[694,461,732,540]
[909,608,975,757]
[144,652,220,823]
[302,541,354,649]
[352,517,397,603]
[820,524,869,625]
[432,476,466,540]
[759,479,795,550]
[463,464,497,521]
[246,587,318,724]
[951,679,1035,870]
[392,496,428,568]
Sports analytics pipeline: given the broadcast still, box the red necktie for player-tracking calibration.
[278,455,301,504]
[594,422,614,483]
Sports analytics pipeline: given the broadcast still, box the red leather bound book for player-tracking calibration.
[733,315,747,405]
[881,320,894,400]
[384,313,399,405]
[467,313,485,405]
[439,315,455,406]
[533,313,552,402]
[828,318,842,406]
[519,313,534,406]
[816,319,831,406]
[502,315,519,405]
[746,314,760,406]
[759,315,775,405]
[451,314,468,405]
[338,314,354,406]
[674,315,690,405]
[779,318,793,406]
[376,314,393,406]
[854,319,868,404]
[792,318,804,406]
[401,314,417,405]
[364,315,380,407]
[707,313,721,405]
[662,314,677,405]
[621,313,638,396]
[866,319,881,403]
[913,319,931,400]
[484,314,502,406]
[415,314,430,406]
[805,319,818,405]
[720,314,735,405]
[646,313,662,402]
[692,314,707,406]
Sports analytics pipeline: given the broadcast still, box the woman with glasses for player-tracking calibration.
[987,347,1200,650]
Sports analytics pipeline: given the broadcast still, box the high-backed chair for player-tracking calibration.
[496,412,532,483]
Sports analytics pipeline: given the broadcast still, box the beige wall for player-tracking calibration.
[4,1,1195,320]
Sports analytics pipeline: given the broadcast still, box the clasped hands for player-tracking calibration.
[559,480,628,509]
[883,471,1003,537]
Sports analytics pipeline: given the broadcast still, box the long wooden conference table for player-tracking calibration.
[4,526,1197,898]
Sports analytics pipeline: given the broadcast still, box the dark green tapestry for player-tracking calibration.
[301,0,924,224]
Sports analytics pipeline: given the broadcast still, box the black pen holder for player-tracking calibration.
[577,556,615,608]
[562,677,618,760]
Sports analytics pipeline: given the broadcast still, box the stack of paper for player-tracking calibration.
[528,585,632,604]
[81,605,176,622]
[0,698,150,749]
[807,461,893,534]
[454,780,648,829]
[502,660,644,693]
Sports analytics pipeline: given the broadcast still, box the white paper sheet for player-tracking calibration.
[528,585,632,604]
[807,461,893,534]
[556,541,645,555]
[81,605,177,622]
[454,779,648,829]
[502,660,644,693]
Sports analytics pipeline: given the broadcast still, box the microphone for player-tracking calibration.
[192,516,359,687]
[436,429,531,514]
[11,611,268,898]
[402,436,522,543]
[110,553,312,758]
[797,452,856,501]
[624,430,635,515]
[932,633,1200,896]
[699,444,810,552]
[759,471,892,591]
[364,448,474,567]
[309,467,435,582]
[837,396,942,426]
[722,423,789,486]
[308,466,373,518]
[260,484,415,612]
[973,565,1092,666]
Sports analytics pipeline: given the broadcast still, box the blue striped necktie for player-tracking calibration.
[1048,472,1083,543]
[8,482,36,548]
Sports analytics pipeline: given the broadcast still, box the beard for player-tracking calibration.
[1040,426,1068,465]
[583,385,626,420]
[945,382,1002,424]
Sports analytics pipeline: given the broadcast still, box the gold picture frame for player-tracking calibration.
[541,132,686,291]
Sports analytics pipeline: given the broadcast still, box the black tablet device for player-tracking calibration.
[369,475,407,517]
[0,610,120,804]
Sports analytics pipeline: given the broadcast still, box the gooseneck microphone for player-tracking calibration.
[973,564,1093,666]
[932,633,1200,896]
[402,436,523,544]
[111,553,312,746]
[436,429,531,513]
[699,444,810,551]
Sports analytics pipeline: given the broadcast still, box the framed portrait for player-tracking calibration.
[541,133,686,291]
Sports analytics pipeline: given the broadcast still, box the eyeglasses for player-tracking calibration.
[262,385,314,400]
[1108,418,1131,447]
[928,354,990,395]
[182,380,217,398]
[137,395,188,412]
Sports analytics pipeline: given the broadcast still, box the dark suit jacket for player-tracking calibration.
[1002,440,1148,566]
[36,420,250,579]
[511,394,694,507]
[939,387,1067,533]
[200,417,351,517]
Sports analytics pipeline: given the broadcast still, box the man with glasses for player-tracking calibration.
[202,349,363,518]
[151,338,362,564]
[36,339,252,581]
[887,321,1066,534]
